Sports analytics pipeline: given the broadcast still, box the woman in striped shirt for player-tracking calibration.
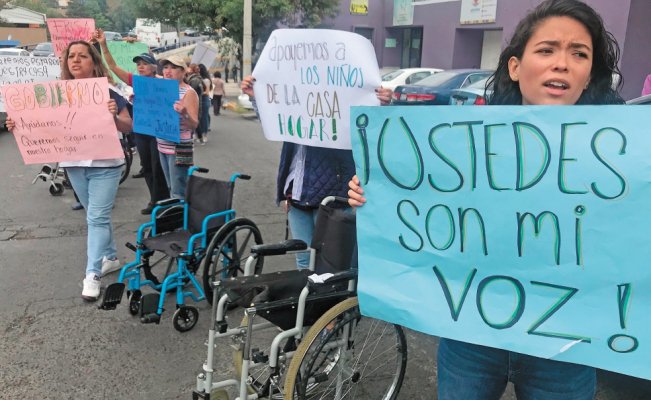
[157,55,199,199]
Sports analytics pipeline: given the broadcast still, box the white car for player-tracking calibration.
[381,68,443,91]
[104,31,123,41]
[0,48,30,56]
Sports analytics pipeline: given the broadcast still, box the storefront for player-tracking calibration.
[329,0,651,100]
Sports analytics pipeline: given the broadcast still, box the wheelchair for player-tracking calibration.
[99,166,263,332]
[192,197,407,399]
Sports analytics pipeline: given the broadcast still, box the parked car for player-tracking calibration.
[183,28,199,37]
[31,42,54,57]
[626,94,651,105]
[104,31,123,41]
[381,68,443,91]
[0,47,30,56]
[449,77,493,105]
[392,69,493,105]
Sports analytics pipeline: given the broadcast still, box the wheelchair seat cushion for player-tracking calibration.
[142,230,200,257]
[219,270,311,308]
[218,269,353,330]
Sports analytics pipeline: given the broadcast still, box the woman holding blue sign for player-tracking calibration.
[157,55,199,199]
[349,0,624,398]
[95,29,170,215]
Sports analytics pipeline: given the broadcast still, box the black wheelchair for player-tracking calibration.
[99,167,263,332]
[193,197,408,399]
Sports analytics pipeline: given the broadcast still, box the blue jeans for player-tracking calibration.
[66,167,121,276]
[287,205,319,269]
[159,152,188,199]
[437,338,596,400]
[197,95,211,138]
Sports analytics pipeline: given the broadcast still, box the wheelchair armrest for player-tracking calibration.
[308,269,357,287]
[155,198,182,207]
[251,239,308,256]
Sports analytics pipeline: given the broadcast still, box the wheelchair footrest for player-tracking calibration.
[139,293,162,324]
[98,283,125,310]
[141,313,161,324]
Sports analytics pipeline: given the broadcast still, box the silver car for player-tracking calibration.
[31,42,54,57]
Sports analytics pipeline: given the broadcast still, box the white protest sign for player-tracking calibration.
[252,29,381,150]
[0,56,61,112]
[191,42,219,68]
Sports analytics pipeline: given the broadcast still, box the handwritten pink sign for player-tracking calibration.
[47,18,95,57]
[1,77,124,164]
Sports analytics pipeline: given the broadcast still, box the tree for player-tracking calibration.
[66,0,112,29]
[216,0,340,48]
[4,0,64,18]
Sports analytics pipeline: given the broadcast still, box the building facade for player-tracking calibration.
[328,0,651,100]
[0,5,47,46]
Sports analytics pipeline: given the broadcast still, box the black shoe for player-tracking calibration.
[141,203,154,215]
[71,202,84,211]
[132,169,145,179]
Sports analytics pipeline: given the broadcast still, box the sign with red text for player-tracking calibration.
[1,78,123,164]
[47,18,95,56]
[252,29,381,150]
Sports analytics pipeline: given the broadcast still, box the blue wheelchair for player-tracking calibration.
[99,167,263,332]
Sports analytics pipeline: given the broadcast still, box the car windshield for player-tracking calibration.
[467,77,491,90]
[35,43,52,50]
[382,70,404,81]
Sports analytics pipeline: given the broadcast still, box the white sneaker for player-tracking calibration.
[101,256,121,276]
[82,274,101,302]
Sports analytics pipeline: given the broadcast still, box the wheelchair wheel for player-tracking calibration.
[283,297,407,400]
[202,218,264,305]
[232,315,287,399]
[127,289,142,316]
[49,182,64,196]
[173,305,198,332]
[119,138,132,185]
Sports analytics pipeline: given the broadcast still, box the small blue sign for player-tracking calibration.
[132,76,180,143]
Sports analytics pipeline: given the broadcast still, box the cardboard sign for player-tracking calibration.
[351,104,651,380]
[252,29,381,150]
[132,76,180,142]
[47,18,95,56]
[2,77,123,164]
[0,55,60,112]
[105,41,150,80]
[190,42,218,68]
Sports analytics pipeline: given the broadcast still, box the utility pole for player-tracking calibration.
[243,0,252,77]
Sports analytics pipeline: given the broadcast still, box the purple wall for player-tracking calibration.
[326,0,647,99]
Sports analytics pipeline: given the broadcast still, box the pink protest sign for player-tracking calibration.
[1,77,124,165]
[47,18,95,56]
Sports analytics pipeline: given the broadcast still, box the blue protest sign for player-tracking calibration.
[351,105,651,379]
[132,76,180,142]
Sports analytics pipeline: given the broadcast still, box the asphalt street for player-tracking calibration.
[0,107,650,399]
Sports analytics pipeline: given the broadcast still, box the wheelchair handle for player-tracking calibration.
[230,173,251,182]
[194,167,209,174]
